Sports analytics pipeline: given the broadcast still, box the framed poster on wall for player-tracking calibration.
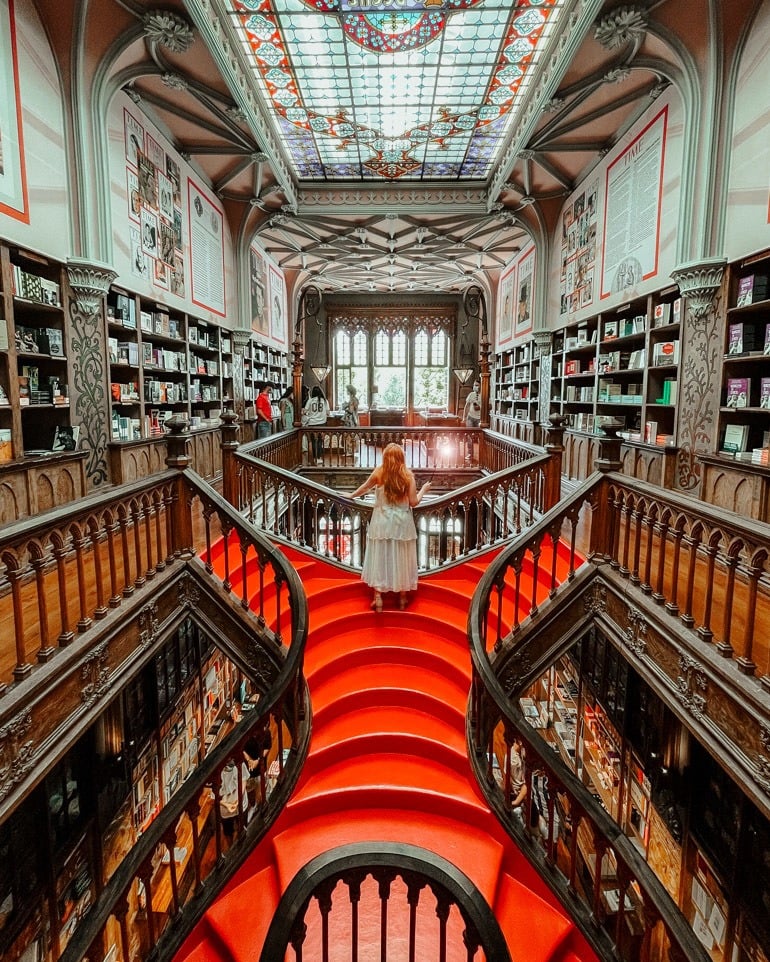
[187,179,226,317]
[497,261,516,347]
[0,0,29,223]
[249,244,268,333]
[514,248,534,338]
[268,262,287,344]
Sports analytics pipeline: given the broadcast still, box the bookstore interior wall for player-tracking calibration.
[0,0,69,257]
[723,4,770,261]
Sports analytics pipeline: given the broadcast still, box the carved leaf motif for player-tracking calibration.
[81,642,110,707]
[68,296,109,487]
[0,710,34,800]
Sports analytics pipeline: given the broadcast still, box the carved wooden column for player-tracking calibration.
[164,415,193,558]
[231,329,251,425]
[533,330,552,429]
[670,258,726,494]
[66,258,118,489]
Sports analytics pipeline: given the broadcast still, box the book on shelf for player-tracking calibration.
[764,324,770,355]
[672,298,682,324]
[662,378,678,405]
[736,273,768,307]
[652,340,679,365]
[644,420,658,444]
[0,318,7,351]
[728,321,759,354]
[725,377,750,408]
[603,320,617,340]
[52,424,80,452]
[760,377,770,410]
[0,429,12,463]
[722,423,749,454]
[653,303,671,327]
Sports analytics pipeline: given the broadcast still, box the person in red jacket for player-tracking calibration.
[256,383,273,439]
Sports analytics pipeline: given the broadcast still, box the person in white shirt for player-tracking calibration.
[302,385,329,462]
[462,380,482,459]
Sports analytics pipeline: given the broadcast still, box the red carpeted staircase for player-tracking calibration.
[177,542,596,962]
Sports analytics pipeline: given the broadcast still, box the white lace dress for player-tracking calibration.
[361,485,418,593]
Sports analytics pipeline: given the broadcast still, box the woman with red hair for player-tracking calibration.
[351,442,431,612]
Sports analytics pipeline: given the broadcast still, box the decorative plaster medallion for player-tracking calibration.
[161,73,189,91]
[227,105,248,124]
[676,653,708,718]
[543,97,564,113]
[0,710,33,801]
[82,642,110,707]
[594,6,647,49]
[604,67,631,84]
[143,11,196,53]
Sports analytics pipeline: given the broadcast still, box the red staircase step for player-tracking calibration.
[493,870,575,961]
[270,809,505,905]
[310,703,466,754]
[311,686,465,732]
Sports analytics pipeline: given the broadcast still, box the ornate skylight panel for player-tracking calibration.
[230,0,566,181]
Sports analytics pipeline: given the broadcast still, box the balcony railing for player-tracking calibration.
[0,422,310,962]
[229,423,565,571]
[467,450,770,962]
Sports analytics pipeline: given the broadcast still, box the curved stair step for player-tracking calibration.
[309,663,469,718]
[270,808,505,904]
[310,703,466,753]
[311,686,465,731]
[307,644,469,692]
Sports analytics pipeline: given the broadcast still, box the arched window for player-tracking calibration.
[329,308,454,410]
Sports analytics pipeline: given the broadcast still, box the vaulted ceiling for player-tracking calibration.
[72,0,690,294]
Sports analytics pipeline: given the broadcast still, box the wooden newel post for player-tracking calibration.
[543,414,567,510]
[164,415,194,558]
[594,418,624,473]
[220,407,241,509]
[590,418,624,560]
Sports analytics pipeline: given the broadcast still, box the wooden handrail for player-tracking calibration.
[466,469,770,962]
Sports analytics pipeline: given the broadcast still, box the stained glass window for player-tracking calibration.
[229,0,566,181]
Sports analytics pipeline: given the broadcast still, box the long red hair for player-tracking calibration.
[381,443,412,503]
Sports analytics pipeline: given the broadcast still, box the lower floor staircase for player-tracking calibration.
[176,543,596,962]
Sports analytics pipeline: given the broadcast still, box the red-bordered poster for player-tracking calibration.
[514,247,535,339]
[600,106,668,299]
[497,260,516,348]
[268,262,287,344]
[187,179,226,317]
[0,0,29,223]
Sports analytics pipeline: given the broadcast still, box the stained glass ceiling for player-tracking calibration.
[228,0,567,181]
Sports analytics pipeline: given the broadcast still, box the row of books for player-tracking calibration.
[643,420,674,445]
[15,324,64,356]
[568,413,625,433]
[727,321,770,355]
[190,326,231,353]
[725,377,770,409]
[139,309,178,338]
[603,315,646,340]
[144,380,187,404]
[12,266,61,307]
[722,426,770,455]
[19,372,69,406]
[564,385,594,402]
[107,292,137,327]
[561,340,679,374]
[192,357,220,376]
[190,380,221,402]
[598,380,643,402]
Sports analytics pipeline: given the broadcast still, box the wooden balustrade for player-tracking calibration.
[60,704,308,962]
[467,467,770,962]
[234,449,554,572]
[258,843,513,962]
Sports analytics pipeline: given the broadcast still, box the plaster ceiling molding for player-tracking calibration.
[488,0,606,208]
[142,10,196,53]
[594,6,647,50]
[671,257,727,319]
[227,105,247,124]
[66,259,119,317]
[604,67,632,84]
[161,72,189,92]
[543,97,565,113]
